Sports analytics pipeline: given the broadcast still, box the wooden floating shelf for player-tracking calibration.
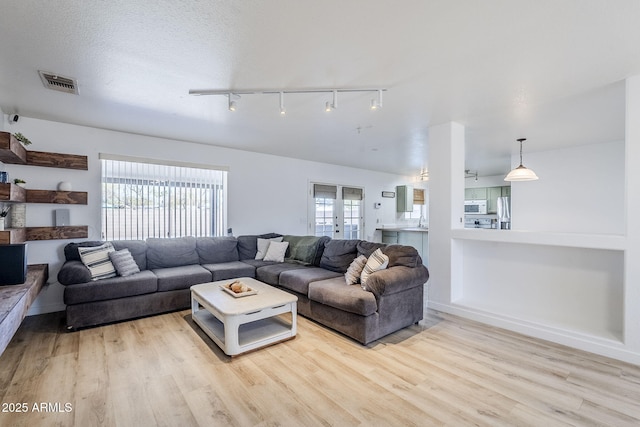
[0,132,27,164]
[25,226,89,241]
[0,184,87,204]
[26,150,88,170]
[0,228,26,245]
[26,190,88,204]
[0,226,88,243]
[0,131,88,170]
[0,183,26,202]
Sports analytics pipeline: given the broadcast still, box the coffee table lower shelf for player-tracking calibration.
[192,309,295,354]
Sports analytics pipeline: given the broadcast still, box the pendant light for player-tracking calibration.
[504,138,539,181]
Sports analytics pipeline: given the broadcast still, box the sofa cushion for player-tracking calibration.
[345,255,367,285]
[147,237,199,269]
[360,248,389,289]
[63,270,158,305]
[111,240,148,270]
[255,263,308,286]
[308,277,378,316]
[196,236,239,264]
[263,241,289,262]
[278,267,342,295]
[237,233,282,260]
[240,259,278,269]
[319,239,360,273]
[64,241,104,261]
[109,249,141,277]
[282,235,330,266]
[58,260,93,285]
[357,241,386,258]
[202,261,256,281]
[255,237,283,260]
[383,244,419,268]
[78,243,117,281]
[153,265,212,291]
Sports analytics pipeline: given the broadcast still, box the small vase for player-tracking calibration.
[0,217,5,231]
[58,181,72,191]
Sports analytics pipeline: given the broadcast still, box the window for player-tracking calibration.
[312,183,363,239]
[101,155,227,240]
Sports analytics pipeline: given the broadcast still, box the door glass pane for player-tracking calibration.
[315,197,334,237]
[343,199,361,239]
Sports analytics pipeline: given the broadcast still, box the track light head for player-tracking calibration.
[370,89,383,110]
[227,93,237,111]
[325,90,337,111]
[279,92,286,115]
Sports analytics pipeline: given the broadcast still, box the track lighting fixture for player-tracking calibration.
[227,93,237,112]
[464,169,479,182]
[279,92,286,115]
[504,138,539,181]
[370,89,383,110]
[189,87,387,114]
[325,90,338,112]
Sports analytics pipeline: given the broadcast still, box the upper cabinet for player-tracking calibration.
[396,185,414,212]
[465,187,487,200]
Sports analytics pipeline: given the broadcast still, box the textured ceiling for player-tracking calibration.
[0,1,636,176]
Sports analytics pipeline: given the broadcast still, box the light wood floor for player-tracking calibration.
[1,310,640,427]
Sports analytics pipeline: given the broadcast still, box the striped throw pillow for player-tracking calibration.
[345,255,367,285]
[360,248,389,290]
[78,243,117,281]
[109,249,140,277]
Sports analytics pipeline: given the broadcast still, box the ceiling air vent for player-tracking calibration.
[38,71,79,95]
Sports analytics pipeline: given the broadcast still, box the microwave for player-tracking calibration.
[464,199,487,215]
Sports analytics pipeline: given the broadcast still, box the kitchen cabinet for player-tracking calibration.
[396,185,414,212]
[381,231,398,244]
[487,187,502,214]
[465,187,487,200]
[398,231,428,266]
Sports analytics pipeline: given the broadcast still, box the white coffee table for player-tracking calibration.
[191,277,297,356]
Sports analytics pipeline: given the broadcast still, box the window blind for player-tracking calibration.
[413,188,425,205]
[342,186,363,200]
[101,156,227,240]
[313,184,337,199]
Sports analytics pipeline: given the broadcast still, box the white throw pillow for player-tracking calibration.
[360,248,389,290]
[78,242,117,281]
[263,241,289,262]
[255,237,284,260]
[345,255,368,285]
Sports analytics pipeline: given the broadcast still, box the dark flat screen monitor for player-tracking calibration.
[0,243,28,285]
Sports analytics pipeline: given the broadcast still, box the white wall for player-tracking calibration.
[1,116,409,314]
[513,141,625,235]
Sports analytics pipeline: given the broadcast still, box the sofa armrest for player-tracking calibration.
[364,265,429,298]
[57,260,92,285]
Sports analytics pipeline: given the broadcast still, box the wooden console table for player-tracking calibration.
[0,264,48,356]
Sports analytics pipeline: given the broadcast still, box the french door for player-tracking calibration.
[311,183,363,239]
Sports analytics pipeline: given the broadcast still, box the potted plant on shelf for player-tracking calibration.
[0,206,10,231]
[13,132,32,146]
[13,178,26,188]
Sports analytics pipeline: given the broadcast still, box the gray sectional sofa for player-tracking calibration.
[57,233,430,345]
